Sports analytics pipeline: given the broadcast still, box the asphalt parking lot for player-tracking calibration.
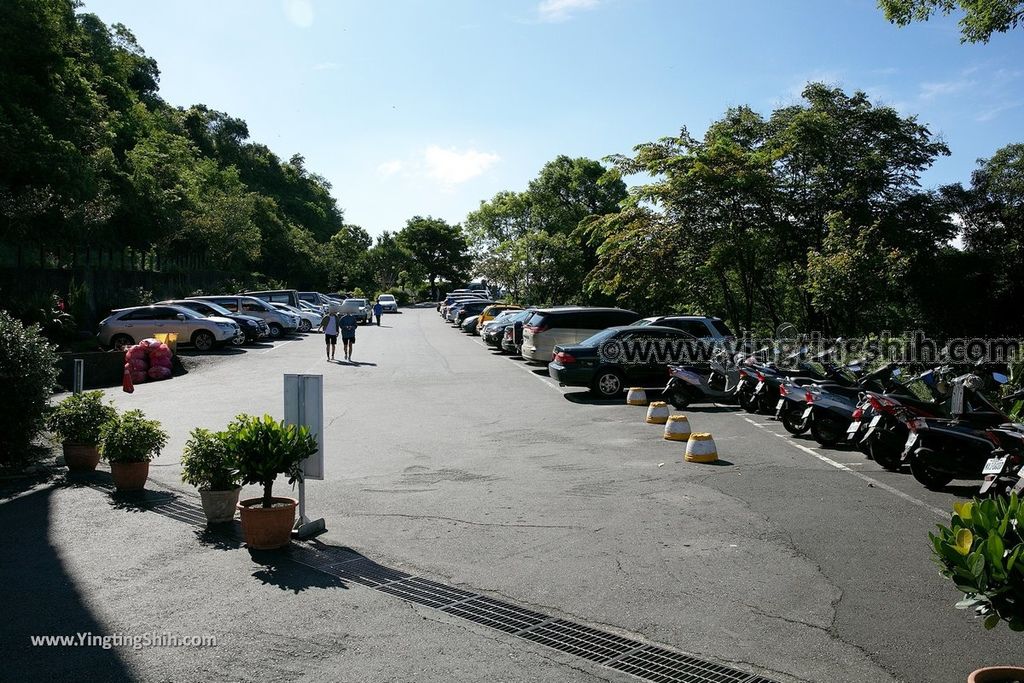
[5,307,1021,682]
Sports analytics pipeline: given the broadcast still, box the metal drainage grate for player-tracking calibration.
[85,479,781,683]
[519,618,640,663]
[607,646,766,683]
[441,595,548,634]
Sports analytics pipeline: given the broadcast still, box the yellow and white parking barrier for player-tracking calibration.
[663,415,692,441]
[684,432,718,463]
[626,387,648,406]
[645,401,670,424]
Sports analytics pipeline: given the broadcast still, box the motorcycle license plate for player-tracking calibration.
[1014,477,1024,494]
[776,399,785,410]
[847,420,861,436]
[802,406,814,419]
[755,381,764,394]
[904,432,918,452]
[869,415,881,427]
[983,457,1008,475]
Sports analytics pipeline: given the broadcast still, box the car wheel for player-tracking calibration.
[268,323,283,338]
[299,319,312,333]
[192,330,215,352]
[110,334,134,351]
[591,369,625,398]
[231,333,246,346]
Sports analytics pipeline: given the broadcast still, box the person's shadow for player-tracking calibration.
[333,360,377,367]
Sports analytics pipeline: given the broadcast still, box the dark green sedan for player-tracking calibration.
[547,326,697,397]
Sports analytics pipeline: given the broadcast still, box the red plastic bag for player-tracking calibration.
[128,358,149,372]
[151,356,172,369]
[147,365,172,381]
[130,370,147,384]
[122,364,134,394]
[126,346,147,361]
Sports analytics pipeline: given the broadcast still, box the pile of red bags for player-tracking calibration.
[123,338,174,384]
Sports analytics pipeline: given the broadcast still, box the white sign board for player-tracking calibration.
[283,374,324,480]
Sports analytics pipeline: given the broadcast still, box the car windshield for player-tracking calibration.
[379,295,395,301]
[628,318,656,327]
[578,328,619,347]
[347,299,367,306]
[170,306,201,320]
[194,300,233,317]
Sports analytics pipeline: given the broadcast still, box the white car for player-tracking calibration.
[339,298,372,324]
[97,304,241,351]
[270,302,320,333]
[377,294,398,313]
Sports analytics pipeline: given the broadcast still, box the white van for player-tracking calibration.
[521,307,639,362]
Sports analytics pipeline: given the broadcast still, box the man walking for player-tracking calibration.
[373,300,383,326]
[319,310,341,361]
[339,310,357,362]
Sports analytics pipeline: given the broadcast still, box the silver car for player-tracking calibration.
[188,295,298,338]
[97,305,240,351]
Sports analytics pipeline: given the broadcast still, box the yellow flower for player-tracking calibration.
[953,501,974,521]
[954,528,974,556]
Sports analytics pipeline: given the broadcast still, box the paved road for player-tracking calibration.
[7,308,1022,682]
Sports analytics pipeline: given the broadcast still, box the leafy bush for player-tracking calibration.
[223,414,316,508]
[99,409,168,463]
[931,495,1024,630]
[0,310,59,464]
[47,391,116,445]
[181,428,239,491]
[378,288,410,305]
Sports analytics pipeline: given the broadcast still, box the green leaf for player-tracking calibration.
[969,552,986,579]
[987,533,1006,575]
[953,500,974,522]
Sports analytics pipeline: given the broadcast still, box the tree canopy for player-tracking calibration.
[878,0,1024,42]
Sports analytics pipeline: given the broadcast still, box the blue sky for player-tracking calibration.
[83,0,1024,237]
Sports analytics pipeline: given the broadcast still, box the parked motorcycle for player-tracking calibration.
[663,352,745,409]
[902,371,1014,489]
[801,363,900,448]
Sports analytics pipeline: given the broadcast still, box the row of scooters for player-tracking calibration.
[660,351,1024,496]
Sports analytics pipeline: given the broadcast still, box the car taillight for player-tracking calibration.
[525,324,548,334]
[554,351,576,365]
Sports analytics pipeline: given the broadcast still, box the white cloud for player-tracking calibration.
[283,0,313,28]
[313,62,340,71]
[975,101,1023,122]
[377,160,404,176]
[919,78,973,100]
[424,145,500,187]
[537,0,599,23]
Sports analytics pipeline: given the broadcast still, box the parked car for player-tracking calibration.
[461,315,480,333]
[446,298,491,322]
[97,304,241,351]
[297,291,333,313]
[483,309,534,351]
[339,298,372,324]
[158,299,268,345]
[476,304,521,330]
[245,289,302,310]
[629,315,734,342]
[521,307,639,362]
[188,295,298,338]
[377,294,398,313]
[440,293,485,317]
[269,302,320,332]
[455,300,496,327]
[298,299,324,316]
[548,325,696,397]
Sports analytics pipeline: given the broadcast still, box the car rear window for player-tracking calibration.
[579,328,619,347]
[712,319,733,337]
[526,313,547,328]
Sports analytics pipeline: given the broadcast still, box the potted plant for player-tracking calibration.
[99,409,168,491]
[46,391,116,472]
[181,428,240,524]
[224,414,317,550]
[931,495,1024,682]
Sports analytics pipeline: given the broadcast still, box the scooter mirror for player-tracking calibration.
[892,368,902,379]
[993,372,1009,384]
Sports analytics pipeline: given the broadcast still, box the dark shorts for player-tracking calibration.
[341,336,355,344]
[325,334,337,345]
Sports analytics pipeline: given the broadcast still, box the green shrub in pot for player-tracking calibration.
[47,391,116,471]
[223,414,317,549]
[99,409,168,491]
[931,495,1024,631]
[181,428,241,524]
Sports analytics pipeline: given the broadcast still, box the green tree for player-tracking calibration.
[396,216,471,300]
[878,0,1024,42]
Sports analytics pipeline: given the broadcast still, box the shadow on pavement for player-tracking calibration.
[0,484,135,680]
[563,392,622,406]
[248,549,349,594]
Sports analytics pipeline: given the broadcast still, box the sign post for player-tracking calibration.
[284,374,326,539]
[73,359,84,395]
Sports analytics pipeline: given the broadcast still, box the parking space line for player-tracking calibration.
[261,339,298,354]
[740,416,947,519]
[470,335,567,394]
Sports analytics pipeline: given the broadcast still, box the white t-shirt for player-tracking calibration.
[324,316,339,335]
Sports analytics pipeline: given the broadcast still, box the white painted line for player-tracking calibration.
[261,339,298,354]
[739,415,947,519]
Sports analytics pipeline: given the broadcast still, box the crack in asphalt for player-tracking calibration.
[349,511,580,530]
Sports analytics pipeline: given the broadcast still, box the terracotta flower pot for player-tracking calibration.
[969,666,1024,682]
[63,443,100,472]
[200,488,241,524]
[238,496,297,550]
[109,461,150,491]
